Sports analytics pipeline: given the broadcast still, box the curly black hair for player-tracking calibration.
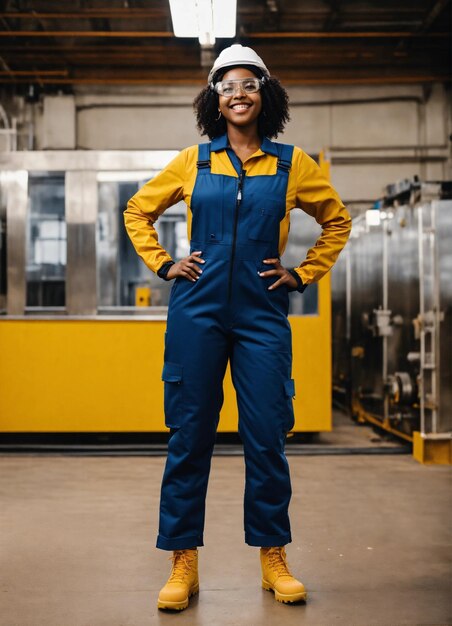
[193,65,290,140]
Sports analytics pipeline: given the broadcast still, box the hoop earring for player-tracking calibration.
[216,110,222,121]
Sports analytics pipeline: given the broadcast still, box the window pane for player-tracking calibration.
[26,174,66,307]
[97,176,189,308]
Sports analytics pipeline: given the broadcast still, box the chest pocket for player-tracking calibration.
[248,194,285,243]
[190,174,224,243]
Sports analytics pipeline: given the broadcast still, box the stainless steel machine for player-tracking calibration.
[332,179,452,463]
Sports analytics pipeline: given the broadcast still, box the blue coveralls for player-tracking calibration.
[157,139,297,551]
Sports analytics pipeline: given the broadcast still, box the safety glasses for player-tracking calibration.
[214,77,264,97]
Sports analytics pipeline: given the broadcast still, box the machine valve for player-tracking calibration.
[370,308,393,337]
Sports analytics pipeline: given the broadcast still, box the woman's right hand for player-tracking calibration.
[167,251,205,282]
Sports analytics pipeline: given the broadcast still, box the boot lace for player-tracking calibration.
[266,547,293,579]
[168,550,196,583]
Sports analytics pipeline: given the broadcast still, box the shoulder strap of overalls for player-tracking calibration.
[275,142,294,174]
[196,142,211,173]
[196,141,293,173]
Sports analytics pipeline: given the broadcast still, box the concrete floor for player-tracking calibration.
[1,441,451,625]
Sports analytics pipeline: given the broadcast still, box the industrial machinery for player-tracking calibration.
[0,150,330,438]
[332,179,452,464]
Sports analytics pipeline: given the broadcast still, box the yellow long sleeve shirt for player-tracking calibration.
[124,136,351,286]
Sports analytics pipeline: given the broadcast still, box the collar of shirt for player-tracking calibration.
[210,133,278,158]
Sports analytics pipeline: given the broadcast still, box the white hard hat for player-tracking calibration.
[208,44,269,84]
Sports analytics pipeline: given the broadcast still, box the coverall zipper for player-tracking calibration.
[227,168,245,302]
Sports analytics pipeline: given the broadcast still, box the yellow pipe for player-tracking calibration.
[352,398,413,443]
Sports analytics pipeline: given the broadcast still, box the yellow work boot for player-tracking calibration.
[260,546,307,604]
[157,548,199,611]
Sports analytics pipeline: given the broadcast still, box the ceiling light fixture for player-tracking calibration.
[169,0,237,45]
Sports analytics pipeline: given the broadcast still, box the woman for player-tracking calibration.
[124,44,351,611]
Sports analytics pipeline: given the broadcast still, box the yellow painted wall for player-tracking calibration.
[0,275,330,433]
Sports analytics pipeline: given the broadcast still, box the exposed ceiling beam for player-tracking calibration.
[6,51,430,61]
[0,1,449,90]
[1,42,445,53]
[0,70,68,76]
[0,31,174,38]
[0,10,167,19]
[0,8,433,19]
[249,31,448,38]
[0,75,447,86]
[0,30,448,38]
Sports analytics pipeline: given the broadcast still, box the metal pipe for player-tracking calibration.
[354,404,414,443]
[76,96,430,111]
[0,444,410,457]
[330,156,447,164]
[418,205,426,435]
[417,98,428,180]
[345,247,351,342]
[5,171,28,315]
[431,203,440,434]
[26,103,34,151]
[11,117,17,151]
[382,218,389,421]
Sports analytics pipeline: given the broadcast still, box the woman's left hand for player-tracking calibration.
[258,258,298,290]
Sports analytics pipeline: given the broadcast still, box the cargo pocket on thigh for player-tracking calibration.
[162,362,184,428]
[284,378,296,432]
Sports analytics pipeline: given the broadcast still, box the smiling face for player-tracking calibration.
[217,67,263,131]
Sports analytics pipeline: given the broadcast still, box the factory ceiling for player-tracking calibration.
[0,0,450,93]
